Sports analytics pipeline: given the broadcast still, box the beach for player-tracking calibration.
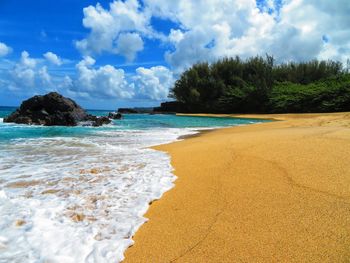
[125,112,350,262]
[0,112,258,262]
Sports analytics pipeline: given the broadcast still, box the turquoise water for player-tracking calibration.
[0,106,267,142]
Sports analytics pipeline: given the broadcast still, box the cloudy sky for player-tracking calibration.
[0,0,349,109]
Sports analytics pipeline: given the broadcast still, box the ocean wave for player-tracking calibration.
[0,128,195,262]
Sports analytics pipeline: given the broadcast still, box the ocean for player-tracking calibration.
[0,106,266,262]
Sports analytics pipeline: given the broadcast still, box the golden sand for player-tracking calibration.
[125,112,350,262]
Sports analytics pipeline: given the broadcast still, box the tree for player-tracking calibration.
[168,55,348,114]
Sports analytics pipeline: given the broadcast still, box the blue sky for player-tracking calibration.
[0,0,349,109]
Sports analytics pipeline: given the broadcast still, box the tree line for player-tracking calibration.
[166,56,350,113]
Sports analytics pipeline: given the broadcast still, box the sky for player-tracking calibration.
[0,0,349,109]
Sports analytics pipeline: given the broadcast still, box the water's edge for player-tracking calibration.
[0,114,267,262]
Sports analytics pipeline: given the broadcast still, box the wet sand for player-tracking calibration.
[125,112,350,262]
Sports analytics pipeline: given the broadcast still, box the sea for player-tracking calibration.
[0,106,266,262]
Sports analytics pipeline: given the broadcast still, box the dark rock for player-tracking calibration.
[16,116,33,124]
[108,112,122,119]
[153,101,189,113]
[117,108,138,114]
[4,92,110,127]
[117,107,155,114]
[132,107,154,114]
[92,116,111,127]
[150,111,176,115]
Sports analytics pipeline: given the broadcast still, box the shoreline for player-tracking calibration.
[177,128,216,140]
[176,113,277,140]
[125,112,350,262]
[0,117,199,262]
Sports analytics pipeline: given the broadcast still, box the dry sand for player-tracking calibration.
[125,112,350,262]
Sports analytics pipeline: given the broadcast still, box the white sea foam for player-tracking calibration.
[0,127,197,262]
[0,118,3,123]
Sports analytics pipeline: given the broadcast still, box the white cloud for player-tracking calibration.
[38,66,51,86]
[134,66,174,100]
[72,56,134,99]
[1,49,171,102]
[5,51,55,92]
[9,51,37,89]
[142,0,277,72]
[278,0,350,64]
[44,52,62,66]
[20,51,36,68]
[168,29,184,44]
[71,59,174,101]
[10,66,36,90]
[143,0,350,71]
[115,32,144,62]
[165,28,216,73]
[70,58,174,101]
[75,0,350,80]
[0,42,12,57]
[75,0,157,61]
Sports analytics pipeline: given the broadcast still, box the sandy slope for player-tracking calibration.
[125,112,350,262]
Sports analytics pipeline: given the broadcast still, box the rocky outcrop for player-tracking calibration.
[88,116,112,127]
[117,108,139,114]
[108,112,122,119]
[153,101,188,113]
[117,107,154,114]
[4,92,111,127]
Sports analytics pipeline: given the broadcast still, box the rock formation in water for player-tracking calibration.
[117,108,139,114]
[108,112,122,119]
[117,107,154,114]
[4,92,111,127]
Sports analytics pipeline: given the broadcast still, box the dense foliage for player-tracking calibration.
[169,56,350,113]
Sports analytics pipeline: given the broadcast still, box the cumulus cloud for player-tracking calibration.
[38,66,51,86]
[134,66,175,100]
[9,51,38,89]
[75,0,350,76]
[115,32,144,62]
[1,49,172,102]
[142,0,350,71]
[70,59,175,101]
[0,42,12,57]
[19,51,36,68]
[279,0,350,63]
[75,0,157,61]
[143,0,276,72]
[43,52,62,66]
[10,65,36,89]
[168,29,184,44]
[72,56,134,99]
[165,28,216,73]
[3,51,56,92]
